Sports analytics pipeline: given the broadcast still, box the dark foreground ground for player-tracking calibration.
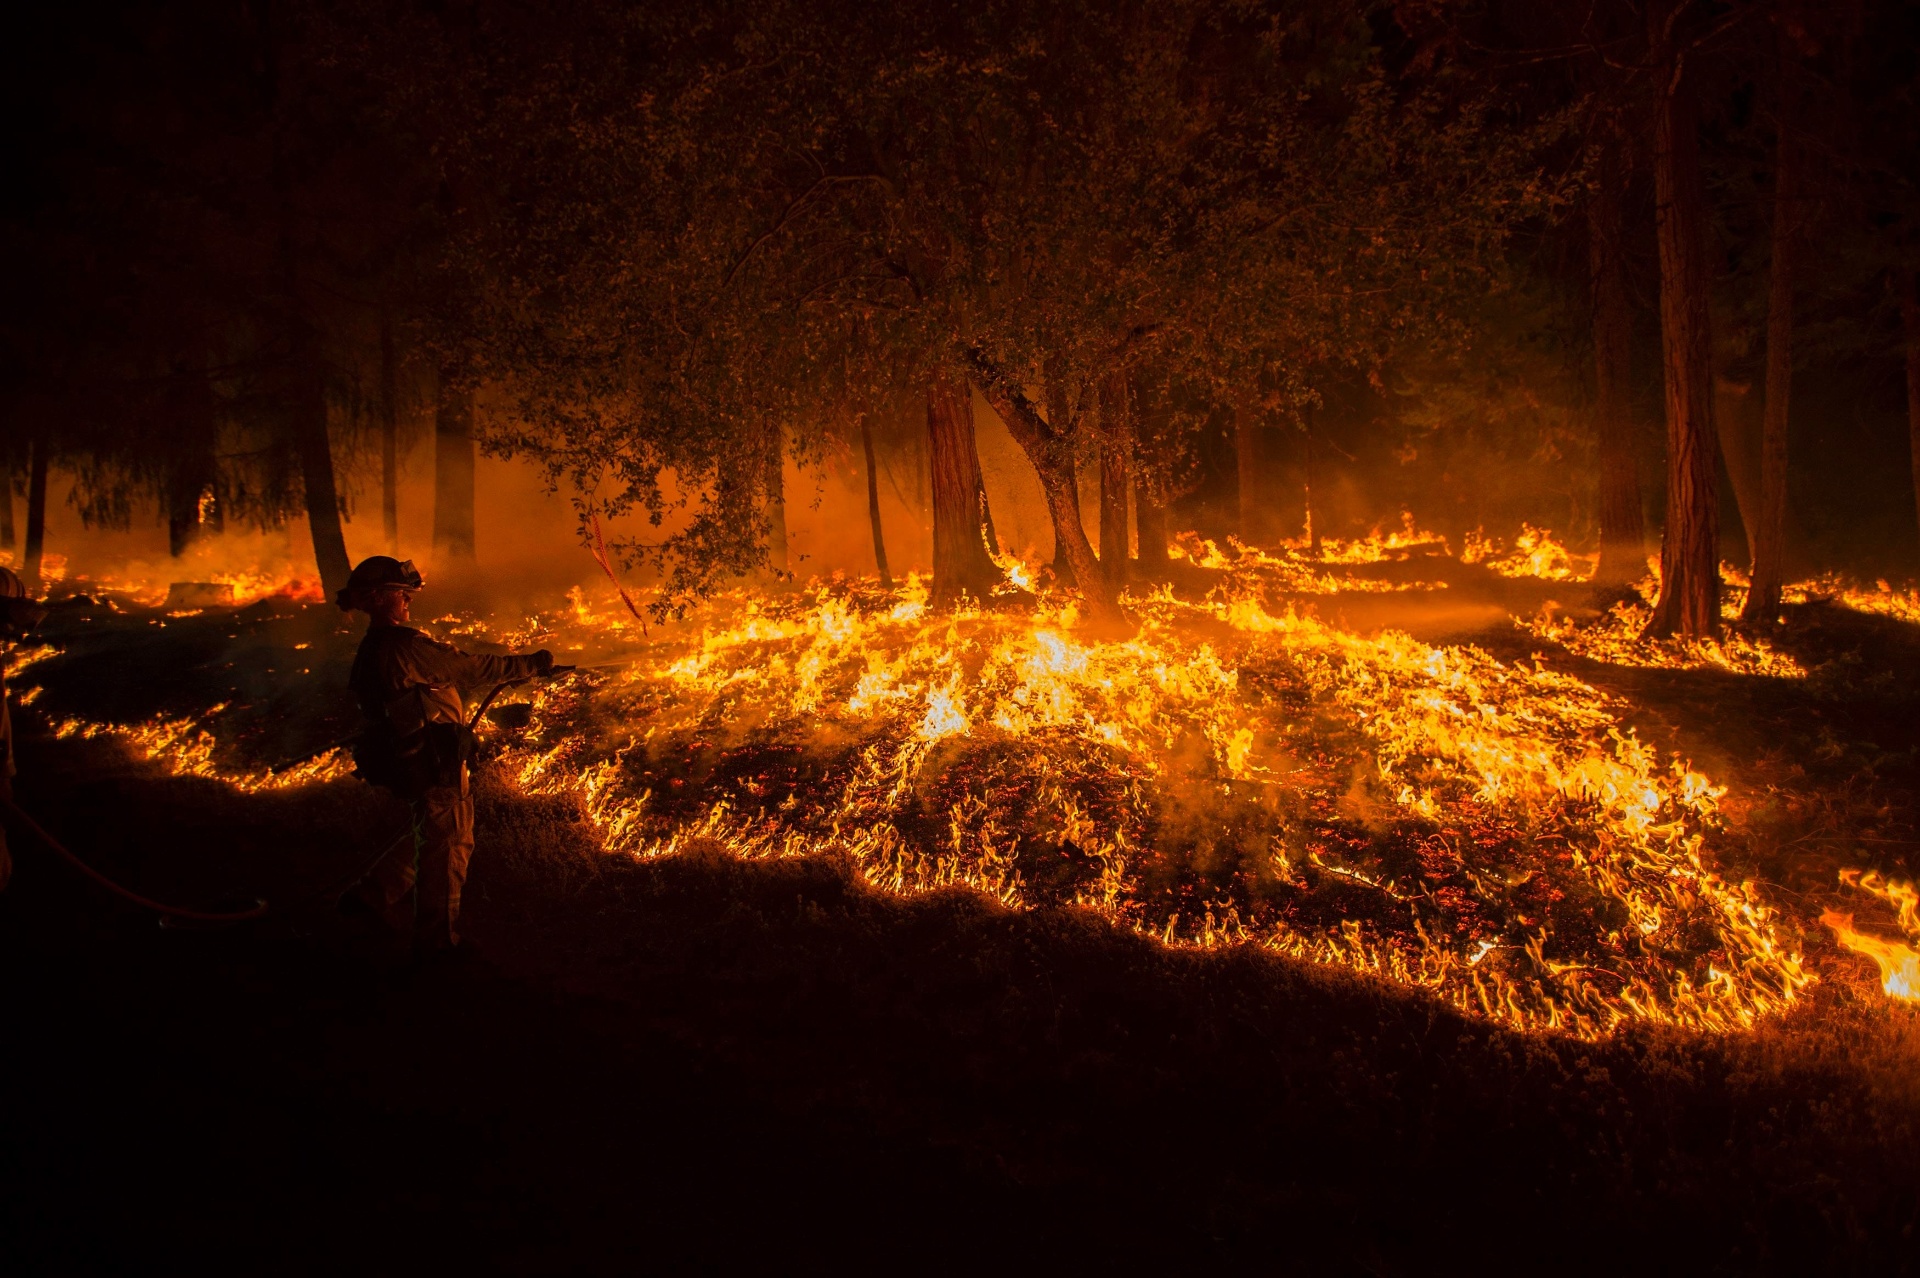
[4,586,1920,1274]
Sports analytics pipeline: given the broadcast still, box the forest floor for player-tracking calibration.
[3,571,1919,1274]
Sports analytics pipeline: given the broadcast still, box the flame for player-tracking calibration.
[51,709,353,791]
[461,570,1810,1040]
[1520,562,1807,678]
[1297,512,1451,564]
[1823,871,1920,1002]
[35,520,1911,1040]
[1169,531,1449,594]
[1463,524,1596,582]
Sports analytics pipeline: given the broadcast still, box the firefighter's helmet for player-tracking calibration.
[336,556,425,612]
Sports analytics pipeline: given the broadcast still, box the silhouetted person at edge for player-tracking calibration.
[337,555,554,956]
[0,567,49,893]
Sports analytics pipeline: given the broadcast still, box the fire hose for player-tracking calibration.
[0,670,574,925]
[0,793,270,922]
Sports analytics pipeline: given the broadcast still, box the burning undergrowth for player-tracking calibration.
[457,571,1811,1039]
[25,525,1920,1040]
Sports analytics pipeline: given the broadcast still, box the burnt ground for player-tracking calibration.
[4,586,1920,1274]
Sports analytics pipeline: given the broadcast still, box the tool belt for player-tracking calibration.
[351,719,475,797]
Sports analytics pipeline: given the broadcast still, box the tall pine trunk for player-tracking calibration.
[1052,473,1084,586]
[927,373,1000,605]
[1644,1,1721,640]
[1589,138,1648,585]
[978,474,1000,558]
[1,439,16,552]
[23,432,48,588]
[379,303,400,555]
[764,425,788,575]
[432,365,477,569]
[167,367,220,558]
[1235,392,1260,545]
[1715,379,1763,564]
[1302,415,1321,557]
[1135,497,1168,572]
[1742,76,1798,623]
[1099,374,1132,588]
[860,416,891,587]
[1902,271,1920,564]
[292,336,352,599]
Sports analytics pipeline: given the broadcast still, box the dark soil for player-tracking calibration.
[4,592,1919,1274]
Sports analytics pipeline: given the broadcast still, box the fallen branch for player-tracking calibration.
[587,511,648,637]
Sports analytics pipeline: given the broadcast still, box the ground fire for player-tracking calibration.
[15,529,1918,1036]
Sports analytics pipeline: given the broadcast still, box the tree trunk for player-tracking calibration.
[978,474,1001,559]
[859,416,891,588]
[379,303,400,555]
[1052,472,1084,586]
[967,359,1126,630]
[23,432,48,589]
[292,343,352,600]
[1235,392,1260,545]
[1715,377,1763,565]
[1742,96,1798,623]
[764,425,788,575]
[928,373,1001,605]
[1136,496,1168,572]
[1643,2,1721,640]
[166,367,219,558]
[1589,138,1647,585]
[1902,271,1920,564]
[432,364,477,568]
[0,443,13,551]
[1302,416,1321,558]
[1099,374,1133,588]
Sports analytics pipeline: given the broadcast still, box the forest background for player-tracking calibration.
[2,0,1918,637]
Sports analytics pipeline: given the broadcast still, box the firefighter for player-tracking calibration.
[0,567,48,894]
[336,555,554,954]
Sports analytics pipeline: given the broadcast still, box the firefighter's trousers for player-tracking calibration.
[363,778,475,949]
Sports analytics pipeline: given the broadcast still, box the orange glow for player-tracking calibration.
[1824,872,1920,1002]
[35,520,1918,1039]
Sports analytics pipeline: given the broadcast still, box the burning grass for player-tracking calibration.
[1823,870,1920,1001]
[428,571,1810,1039]
[18,523,1920,1040]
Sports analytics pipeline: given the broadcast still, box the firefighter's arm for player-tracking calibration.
[402,633,552,690]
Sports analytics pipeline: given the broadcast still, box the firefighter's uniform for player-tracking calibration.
[349,624,548,949]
